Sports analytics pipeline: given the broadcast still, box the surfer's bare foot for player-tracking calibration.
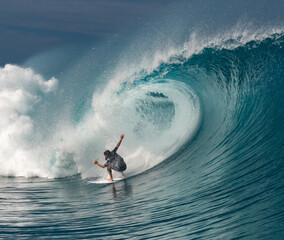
[107,178,113,182]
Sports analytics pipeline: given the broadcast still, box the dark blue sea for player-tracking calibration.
[0,1,284,239]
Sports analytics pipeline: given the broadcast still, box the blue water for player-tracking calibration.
[1,2,284,239]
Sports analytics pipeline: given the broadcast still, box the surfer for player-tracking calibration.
[93,134,127,181]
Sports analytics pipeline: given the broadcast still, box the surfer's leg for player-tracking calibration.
[106,166,113,181]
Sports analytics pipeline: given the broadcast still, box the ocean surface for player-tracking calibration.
[1,1,284,239]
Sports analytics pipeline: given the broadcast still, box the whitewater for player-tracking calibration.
[1,2,284,239]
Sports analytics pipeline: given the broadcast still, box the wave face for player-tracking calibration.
[1,30,283,180]
[0,16,284,239]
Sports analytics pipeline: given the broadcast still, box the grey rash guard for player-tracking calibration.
[104,147,127,172]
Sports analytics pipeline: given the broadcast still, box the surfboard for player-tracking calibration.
[88,177,124,184]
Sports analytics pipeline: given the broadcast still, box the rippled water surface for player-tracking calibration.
[1,1,284,239]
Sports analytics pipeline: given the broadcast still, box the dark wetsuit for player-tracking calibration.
[104,147,127,172]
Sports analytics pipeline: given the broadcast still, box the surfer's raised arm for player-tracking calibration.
[116,134,124,148]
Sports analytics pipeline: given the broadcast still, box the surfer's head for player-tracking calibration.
[104,150,110,160]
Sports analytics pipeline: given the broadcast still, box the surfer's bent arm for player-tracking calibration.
[93,160,105,168]
[116,134,124,148]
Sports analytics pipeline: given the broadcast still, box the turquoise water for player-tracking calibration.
[0,2,284,239]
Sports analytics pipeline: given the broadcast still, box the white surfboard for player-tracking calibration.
[88,177,124,184]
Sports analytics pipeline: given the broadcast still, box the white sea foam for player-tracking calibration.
[0,64,59,177]
[0,64,201,179]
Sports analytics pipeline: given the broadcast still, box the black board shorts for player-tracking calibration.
[110,157,127,172]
